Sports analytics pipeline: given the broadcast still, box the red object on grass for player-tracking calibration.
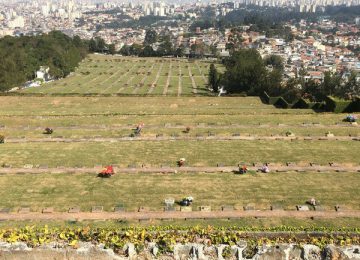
[99,165,115,177]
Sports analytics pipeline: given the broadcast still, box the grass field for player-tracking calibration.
[0,172,358,212]
[19,55,218,96]
[1,57,359,228]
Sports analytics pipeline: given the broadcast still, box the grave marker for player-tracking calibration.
[180,206,192,212]
[296,205,309,211]
[138,206,150,212]
[42,207,54,213]
[18,207,31,213]
[221,205,234,211]
[68,207,80,213]
[199,206,211,212]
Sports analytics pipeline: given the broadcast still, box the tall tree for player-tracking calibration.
[208,64,219,92]
[222,49,268,94]
[144,29,157,45]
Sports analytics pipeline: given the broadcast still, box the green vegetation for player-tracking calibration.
[0,225,359,252]
[0,31,88,92]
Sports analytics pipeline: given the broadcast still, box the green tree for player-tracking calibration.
[108,44,116,55]
[144,29,157,45]
[264,55,284,71]
[223,49,267,94]
[208,64,220,92]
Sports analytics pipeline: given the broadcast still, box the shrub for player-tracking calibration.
[324,96,352,113]
[0,135,4,143]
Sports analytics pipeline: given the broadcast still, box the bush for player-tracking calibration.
[0,135,4,143]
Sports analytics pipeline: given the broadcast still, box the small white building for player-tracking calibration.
[36,66,51,81]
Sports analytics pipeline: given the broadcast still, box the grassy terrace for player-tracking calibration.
[19,55,216,96]
[0,172,358,212]
[0,140,359,167]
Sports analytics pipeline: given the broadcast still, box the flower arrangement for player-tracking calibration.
[344,114,357,123]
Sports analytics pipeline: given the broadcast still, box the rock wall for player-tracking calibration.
[0,241,359,260]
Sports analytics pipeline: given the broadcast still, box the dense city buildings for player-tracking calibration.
[0,0,359,85]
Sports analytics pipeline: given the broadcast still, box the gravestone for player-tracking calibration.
[217,163,225,167]
[128,164,137,168]
[42,207,54,213]
[180,206,192,212]
[138,206,150,212]
[296,205,309,211]
[243,205,255,211]
[286,162,296,167]
[207,132,215,137]
[91,206,103,213]
[199,206,211,212]
[335,205,342,212]
[232,133,240,137]
[221,205,234,211]
[164,206,176,212]
[329,162,340,167]
[18,207,31,213]
[156,134,164,138]
[68,207,80,213]
[270,204,283,211]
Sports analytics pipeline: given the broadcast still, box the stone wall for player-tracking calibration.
[0,241,359,260]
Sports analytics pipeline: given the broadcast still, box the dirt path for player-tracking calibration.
[0,164,359,175]
[163,62,172,95]
[0,209,359,221]
[195,62,207,84]
[188,66,197,94]
[5,135,359,143]
[177,62,182,96]
[3,123,358,131]
[148,63,163,94]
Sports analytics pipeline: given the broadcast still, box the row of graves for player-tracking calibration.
[0,196,345,216]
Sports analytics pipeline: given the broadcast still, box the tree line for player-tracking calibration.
[209,49,359,102]
[0,31,89,92]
